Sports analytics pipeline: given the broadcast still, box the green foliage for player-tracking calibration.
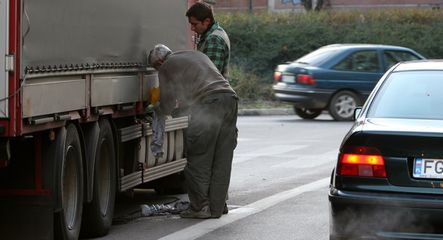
[230,65,274,101]
[217,9,443,101]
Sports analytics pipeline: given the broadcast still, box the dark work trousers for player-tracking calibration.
[184,92,238,217]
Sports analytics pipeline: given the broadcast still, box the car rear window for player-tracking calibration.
[295,48,340,66]
[367,71,443,119]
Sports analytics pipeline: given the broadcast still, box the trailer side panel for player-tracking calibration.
[22,0,189,75]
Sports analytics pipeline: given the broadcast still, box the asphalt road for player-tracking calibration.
[87,113,353,240]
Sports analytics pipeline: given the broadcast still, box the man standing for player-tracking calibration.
[148,44,238,219]
[186,2,230,79]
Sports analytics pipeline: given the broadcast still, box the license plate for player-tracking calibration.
[413,158,443,179]
[282,75,295,83]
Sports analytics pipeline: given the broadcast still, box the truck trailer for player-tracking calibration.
[0,0,194,239]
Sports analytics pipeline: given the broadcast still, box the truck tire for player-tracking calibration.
[294,107,322,119]
[55,124,84,240]
[328,90,360,121]
[81,119,116,237]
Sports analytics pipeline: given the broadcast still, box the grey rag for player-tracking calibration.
[151,110,165,159]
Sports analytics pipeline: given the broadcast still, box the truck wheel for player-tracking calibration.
[328,90,360,121]
[81,119,116,237]
[55,124,84,240]
[294,107,322,119]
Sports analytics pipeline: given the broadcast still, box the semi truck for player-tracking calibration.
[0,0,195,239]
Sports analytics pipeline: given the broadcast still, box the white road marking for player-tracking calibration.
[158,177,329,240]
[234,145,308,164]
[237,138,255,142]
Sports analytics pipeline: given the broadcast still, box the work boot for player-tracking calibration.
[211,203,229,218]
[223,203,228,214]
[180,205,211,219]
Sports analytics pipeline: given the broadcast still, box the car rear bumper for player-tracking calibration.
[272,84,332,109]
[329,188,443,239]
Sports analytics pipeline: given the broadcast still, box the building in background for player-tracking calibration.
[329,0,441,10]
[208,0,442,12]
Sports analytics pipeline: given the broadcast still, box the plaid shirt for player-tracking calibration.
[197,22,230,77]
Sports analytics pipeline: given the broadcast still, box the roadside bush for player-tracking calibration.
[218,8,443,101]
[230,65,274,102]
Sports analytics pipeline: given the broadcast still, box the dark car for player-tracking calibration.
[329,60,443,239]
[272,44,425,121]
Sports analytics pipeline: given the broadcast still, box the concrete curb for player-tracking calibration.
[238,108,294,116]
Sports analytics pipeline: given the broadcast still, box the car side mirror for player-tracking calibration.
[353,107,362,120]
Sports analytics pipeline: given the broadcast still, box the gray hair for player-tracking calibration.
[148,44,172,66]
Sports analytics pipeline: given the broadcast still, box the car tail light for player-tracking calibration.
[274,71,282,82]
[296,74,315,85]
[338,147,386,178]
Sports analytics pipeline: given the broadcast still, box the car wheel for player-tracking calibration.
[294,107,322,119]
[328,90,360,121]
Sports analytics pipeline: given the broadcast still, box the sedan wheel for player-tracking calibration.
[294,107,322,119]
[329,90,360,121]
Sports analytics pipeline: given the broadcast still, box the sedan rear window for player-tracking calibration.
[367,71,443,119]
[295,48,340,66]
